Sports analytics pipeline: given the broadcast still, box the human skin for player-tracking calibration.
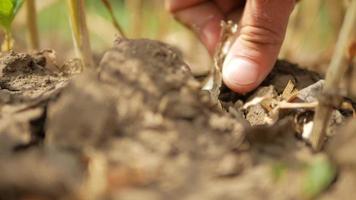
[165,0,296,94]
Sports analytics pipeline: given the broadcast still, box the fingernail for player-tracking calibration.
[223,58,259,86]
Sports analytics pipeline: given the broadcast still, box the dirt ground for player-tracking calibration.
[0,38,355,200]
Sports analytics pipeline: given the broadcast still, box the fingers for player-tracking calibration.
[165,0,205,12]
[222,0,295,93]
[166,0,295,94]
[169,1,224,54]
[165,0,244,54]
[214,0,244,13]
[166,0,224,55]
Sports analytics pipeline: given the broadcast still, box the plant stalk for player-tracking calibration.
[100,0,126,38]
[67,0,94,68]
[310,0,356,151]
[26,0,40,50]
[1,30,13,52]
[126,0,142,38]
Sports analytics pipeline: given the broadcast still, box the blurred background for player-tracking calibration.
[0,0,349,76]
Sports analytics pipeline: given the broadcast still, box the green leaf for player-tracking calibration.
[303,156,336,199]
[0,0,23,31]
[271,162,287,182]
[12,0,24,16]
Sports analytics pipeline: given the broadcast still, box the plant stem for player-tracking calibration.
[310,0,356,151]
[67,0,94,68]
[26,0,39,50]
[100,0,126,38]
[126,0,142,38]
[1,30,13,52]
[278,101,318,109]
[156,1,169,39]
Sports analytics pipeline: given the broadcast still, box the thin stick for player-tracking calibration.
[67,0,94,68]
[100,0,126,38]
[278,101,318,109]
[26,0,39,50]
[310,0,356,151]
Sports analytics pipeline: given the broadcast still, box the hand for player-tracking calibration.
[166,0,295,93]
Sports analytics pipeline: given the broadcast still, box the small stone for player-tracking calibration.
[297,80,325,102]
[246,104,269,126]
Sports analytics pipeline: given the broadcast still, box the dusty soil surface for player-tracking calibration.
[0,38,355,200]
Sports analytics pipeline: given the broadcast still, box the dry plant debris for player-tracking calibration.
[240,80,318,126]
[207,21,237,101]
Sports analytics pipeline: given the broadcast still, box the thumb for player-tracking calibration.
[222,0,295,93]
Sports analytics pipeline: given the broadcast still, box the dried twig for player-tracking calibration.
[346,40,356,98]
[278,101,318,109]
[281,80,299,101]
[210,21,237,99]
[100,0,126,38]
[67,0,95,68]
[310,0,356,151]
